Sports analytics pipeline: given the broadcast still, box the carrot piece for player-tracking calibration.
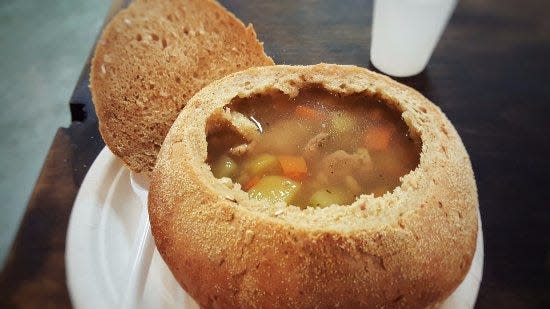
[243,176,261,191]
[294,105,326,121]
[278,155,308,180]
[363,125,393,151]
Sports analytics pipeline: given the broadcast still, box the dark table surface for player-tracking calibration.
[1,0,549,308]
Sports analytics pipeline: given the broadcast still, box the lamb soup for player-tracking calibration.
[207,88,421,208]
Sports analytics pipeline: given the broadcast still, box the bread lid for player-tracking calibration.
[149,64,478,308]
[90,0,274,174]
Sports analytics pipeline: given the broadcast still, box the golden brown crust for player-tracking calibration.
[90,0,274,174]
[149,64,478,308]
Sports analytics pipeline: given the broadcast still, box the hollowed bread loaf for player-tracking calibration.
[149,64,478,308]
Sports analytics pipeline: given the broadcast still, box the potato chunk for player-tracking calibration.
[309,187,355,208]
[248,176,301,204]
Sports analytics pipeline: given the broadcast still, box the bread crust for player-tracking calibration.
[149,64,478,308]
[90,0,274,174]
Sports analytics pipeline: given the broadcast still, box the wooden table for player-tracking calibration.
[1,0,548,307]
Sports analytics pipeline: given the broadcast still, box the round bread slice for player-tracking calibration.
[90,0,274,174]
[149,64,479,308]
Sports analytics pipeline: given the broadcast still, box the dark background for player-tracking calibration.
[1,0,549,307]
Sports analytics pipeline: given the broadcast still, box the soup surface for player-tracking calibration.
[207,88,421,208]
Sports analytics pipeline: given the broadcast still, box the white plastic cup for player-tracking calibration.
[370,0,457,77]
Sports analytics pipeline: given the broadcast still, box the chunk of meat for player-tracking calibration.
[229,143,249,156]
[229,140,258,157]
[344,175,362,195]
[207,108,261,142]
[303,132,330,159]
[224,110,261,141]
[317,149,373,185]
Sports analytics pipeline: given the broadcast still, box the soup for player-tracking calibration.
[207,88,421,208]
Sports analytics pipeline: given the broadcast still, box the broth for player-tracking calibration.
[207,88,421,208]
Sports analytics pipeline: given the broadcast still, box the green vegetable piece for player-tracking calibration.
[309,187,355,208]
[212,155,237,179]
[330,111,356,134]
[248,176,301,204]
[245,153,280,176]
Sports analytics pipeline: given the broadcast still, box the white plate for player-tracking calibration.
[66,147,484,308]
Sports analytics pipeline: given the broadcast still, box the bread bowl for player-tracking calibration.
[149,63,478,308]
